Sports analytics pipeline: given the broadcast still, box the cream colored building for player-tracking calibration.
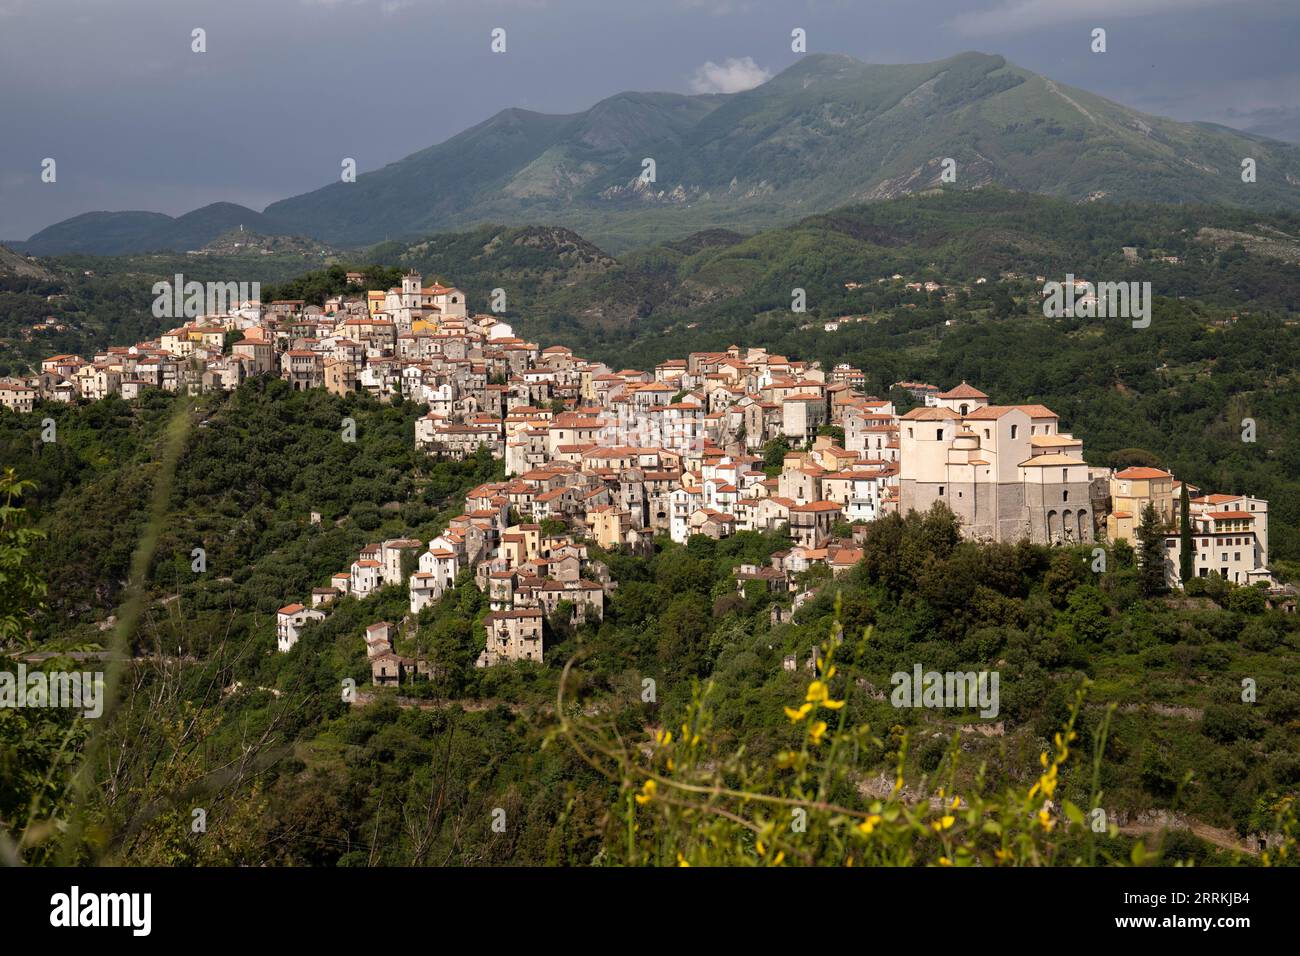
[898,387,1093,544]
[479,609,544,665]
[0,383,36,413]
[1107,467,1175,544]
[1163,495,1271,585]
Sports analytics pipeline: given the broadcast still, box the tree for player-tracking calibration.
[1137,502,1168,597]
[761,436,791,477]
[0,469,46,646]
[1178,481,1194,586]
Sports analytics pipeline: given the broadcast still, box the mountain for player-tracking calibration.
[19,202,275,256]
[0,243,56,281]
[23,52,1300,255]
[263,91,724,251]
[264,51,1300,251]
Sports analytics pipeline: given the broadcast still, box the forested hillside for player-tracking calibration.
[4,187,1300,866]
[0,246,338,374]
[2,385,1298,865]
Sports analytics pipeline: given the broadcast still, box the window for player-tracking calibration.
[1062,468,1068,483]
[1010,424,1019,439]
[936,429,944,441]
[938,486,945,496]
[1063,490,1070,502]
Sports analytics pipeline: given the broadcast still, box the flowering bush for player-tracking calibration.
[558,607,1297,867]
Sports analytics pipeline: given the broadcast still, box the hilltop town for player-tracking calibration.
[0,270,1280,680]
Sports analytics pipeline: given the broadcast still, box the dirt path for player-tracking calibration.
[1117,820,1260,857]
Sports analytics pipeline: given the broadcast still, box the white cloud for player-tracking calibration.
[688,56,771,94]
[951,0,1240,37]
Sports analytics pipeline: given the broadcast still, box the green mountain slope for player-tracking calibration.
[20,203,275,256]
[25,52,1300,255]
[262,52,1300,251]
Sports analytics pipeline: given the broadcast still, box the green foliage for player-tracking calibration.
[263,263,404,306]
[1179,482,1194,586]
[0,469,46,645]
[1137,504,1169,598]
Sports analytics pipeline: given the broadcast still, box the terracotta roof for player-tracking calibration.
[936,381,988,400]
[1115,467,1171,480]
[900,407,962,421]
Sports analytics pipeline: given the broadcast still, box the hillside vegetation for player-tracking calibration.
[2,399,1298,865]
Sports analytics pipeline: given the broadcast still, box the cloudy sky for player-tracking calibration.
[1,0,1298,238]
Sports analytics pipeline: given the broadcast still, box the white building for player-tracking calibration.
[277,603,326,652]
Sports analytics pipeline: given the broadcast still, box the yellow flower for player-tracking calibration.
[772,851,785,866]
[932,815,955,832]
[856,814,882,836]
[656,729,673,746]
[1039,764,1058,799]
[809,720,829,745]
[950,796,962,810]
[634,779,657,805]
[805,680,845,710]
[676,852,690,867]
[938,856,953,866]
[1037,808,1055,831]
[784,702,813,723]
[756,840,766,856]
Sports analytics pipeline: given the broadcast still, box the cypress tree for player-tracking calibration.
[1178,481,1194,586]
[1137,502,1169,597]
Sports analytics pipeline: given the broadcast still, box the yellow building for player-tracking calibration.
[1107,466,1175,544]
